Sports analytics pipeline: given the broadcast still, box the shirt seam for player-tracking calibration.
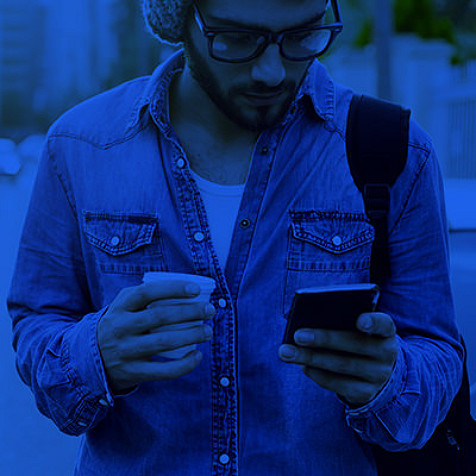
[388,145,431,236]
[47,139,89,276]
[48,120,150,151]
[18,243,86,268]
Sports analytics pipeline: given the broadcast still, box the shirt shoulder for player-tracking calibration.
[329,80,434,157]
[47,75,152,148]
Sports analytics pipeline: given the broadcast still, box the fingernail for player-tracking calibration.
[205,303,216,316]
[295,330,313,345]
[360,315,372,331]
[280,346,296,360]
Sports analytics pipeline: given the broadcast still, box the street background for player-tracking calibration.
[1,0,476,474]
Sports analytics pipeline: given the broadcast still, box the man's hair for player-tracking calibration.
[142,0,195,45]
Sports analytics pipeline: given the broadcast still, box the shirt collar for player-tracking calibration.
[125,49,185,132]
[126,49,335,132]
[299,59,335,122]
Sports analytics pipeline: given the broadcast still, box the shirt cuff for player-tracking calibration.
[340,334,407,430]
[62,307,115,406]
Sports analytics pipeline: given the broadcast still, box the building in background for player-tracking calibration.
[34,0,120,127]
[0,0,169,136]
[0,0,45,130]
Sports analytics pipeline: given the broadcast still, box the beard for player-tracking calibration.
[182,36,308,133]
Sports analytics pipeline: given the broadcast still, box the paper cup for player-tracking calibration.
[142,272,216,359]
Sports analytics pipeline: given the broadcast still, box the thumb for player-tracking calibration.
[357,313,396,338]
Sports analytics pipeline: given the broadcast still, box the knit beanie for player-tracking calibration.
[142,0,195,45]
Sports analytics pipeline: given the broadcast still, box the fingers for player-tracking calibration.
[292,328,387,359]
[119,351,204,387]
[124,325,214,359]
[128,301,216,335]
[289,313,397,359]
[280,346,388,383]
[300,366,380,405]
[114,281,201,312]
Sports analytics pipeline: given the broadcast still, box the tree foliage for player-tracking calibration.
[434,0,476,32]
[352,0,457,47]
[394,0,455,43]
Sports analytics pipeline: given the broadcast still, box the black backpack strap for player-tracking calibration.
[346,94,411,285]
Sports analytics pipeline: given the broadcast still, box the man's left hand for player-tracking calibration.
[279,313,399,406]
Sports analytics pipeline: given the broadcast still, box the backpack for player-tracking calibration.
[345,94,476,476]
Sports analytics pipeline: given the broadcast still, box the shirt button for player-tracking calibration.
[220,377,230,388]
[218,299,227,308]
[239,219,251,229]
[332,235,343,246]
[111,236,120,246]
[261,146,269,154]
[219,454,230,464]
[98,399,109,407]
[177,158,185,168]
[78,421,87,427]
[194,232,205,242]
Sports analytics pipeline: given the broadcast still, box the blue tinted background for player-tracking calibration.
[1,0,475,474]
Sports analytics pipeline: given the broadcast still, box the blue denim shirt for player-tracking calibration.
[7,50,463,475]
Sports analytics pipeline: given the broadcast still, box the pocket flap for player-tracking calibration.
[82,211,158,256]
[290,210,374,254]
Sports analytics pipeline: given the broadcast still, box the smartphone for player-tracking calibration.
[282,283,380,346]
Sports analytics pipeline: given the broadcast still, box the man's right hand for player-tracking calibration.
[97,281,216,394]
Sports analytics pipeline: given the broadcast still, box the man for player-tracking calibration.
[7,0,463,474]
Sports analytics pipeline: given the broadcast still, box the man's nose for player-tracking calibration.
[250,44,286,88]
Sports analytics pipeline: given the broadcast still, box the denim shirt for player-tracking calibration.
[7,50,463,475]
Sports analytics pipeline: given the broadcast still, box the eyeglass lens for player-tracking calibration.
[211,4,337,61]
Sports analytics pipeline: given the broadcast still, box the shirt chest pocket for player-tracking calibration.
[82,211,167,276]
[283,211,375,317]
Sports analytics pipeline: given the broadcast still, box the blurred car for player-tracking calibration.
[17,134,45,162]
[0,139,21,176]
[445,178,476,232]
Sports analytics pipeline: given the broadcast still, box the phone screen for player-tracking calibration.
[282,284,380,346]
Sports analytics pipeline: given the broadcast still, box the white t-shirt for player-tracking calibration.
[189,168,245,272]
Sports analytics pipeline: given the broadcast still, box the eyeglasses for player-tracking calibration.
[192,1,343,63]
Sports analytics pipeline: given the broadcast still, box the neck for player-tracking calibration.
[169,66,259,146]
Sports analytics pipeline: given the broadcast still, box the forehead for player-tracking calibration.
[198,0,328,30]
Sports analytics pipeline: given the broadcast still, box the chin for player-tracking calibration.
[229,99,288,132]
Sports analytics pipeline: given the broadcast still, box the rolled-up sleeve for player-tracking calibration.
[341,140,464,451]
[6,136,115,436]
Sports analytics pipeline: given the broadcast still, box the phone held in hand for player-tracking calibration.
[282,283,381,346]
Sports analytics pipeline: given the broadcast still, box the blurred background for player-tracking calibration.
[0,0,475,474]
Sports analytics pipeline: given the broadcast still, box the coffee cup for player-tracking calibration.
[142,272,216,359]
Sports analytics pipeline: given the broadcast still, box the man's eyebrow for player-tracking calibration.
[207,11,327,30]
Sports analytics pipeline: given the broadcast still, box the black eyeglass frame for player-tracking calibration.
[192,1,344,63]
